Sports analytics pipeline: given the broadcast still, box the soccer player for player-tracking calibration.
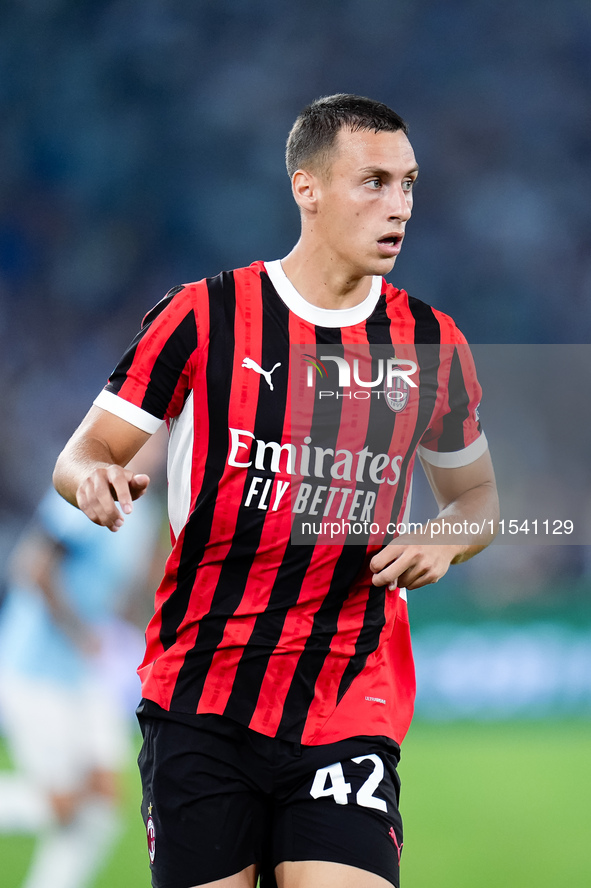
[0,436,166,888]
[53,94,499,888]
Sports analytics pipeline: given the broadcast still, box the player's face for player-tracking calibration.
[314,128,418,279]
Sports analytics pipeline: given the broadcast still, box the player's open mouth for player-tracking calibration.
[377,234,403,255]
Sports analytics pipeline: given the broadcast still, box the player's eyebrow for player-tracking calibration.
[360,164,420,178]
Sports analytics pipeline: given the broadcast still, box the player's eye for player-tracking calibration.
[402,178,416,192]
[367,178,382,189]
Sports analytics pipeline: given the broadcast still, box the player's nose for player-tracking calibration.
[388,185,412,222]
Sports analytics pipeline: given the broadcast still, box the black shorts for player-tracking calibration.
[137,705,403,888]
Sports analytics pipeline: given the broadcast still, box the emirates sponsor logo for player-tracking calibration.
[228,428,402,487]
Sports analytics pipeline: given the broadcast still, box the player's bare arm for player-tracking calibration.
[370,450,499,590]
[53,406,151,532]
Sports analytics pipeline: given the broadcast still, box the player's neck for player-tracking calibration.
[281,242,374,311]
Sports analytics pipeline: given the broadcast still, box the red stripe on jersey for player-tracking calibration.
[246,543,346,735]
[419,343,482,456]
[307,592,415,745]
[245,320,377,731]
[455,339,483,448]
[180,285,212,539]
[205,311,317,722]
[167,271,265,707]
[302,580,371,731]
[385,288,418,343]
[195,267,274,713]
[431,305,466,344]
[137,283,212,704]
[116,288,195,414]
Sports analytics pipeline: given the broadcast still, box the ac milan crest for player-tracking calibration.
[385,374,409,412]
[147,814,156,863]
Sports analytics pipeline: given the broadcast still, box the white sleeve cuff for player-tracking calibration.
[93,390,164,434]
[418,432,488,468]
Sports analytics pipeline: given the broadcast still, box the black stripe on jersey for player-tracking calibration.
[222,540,316,727]
[223,320,345,727]
[141,311,197,418]
[260,323,360,740]
[364,292,392,344]
[408,296,441,344]
[105,286,186,396]
[159,272,236,654]
[142,285,186,328]
[320,302,425,706]
[337,583,387,704]
[272,302,446,735]
[326,313,400,702]
[277,545,369,740]
[385,343,442,535]
[222,321,344,725]
[437,346,472,452]
[381,302,444,532]
[170,270,295,712]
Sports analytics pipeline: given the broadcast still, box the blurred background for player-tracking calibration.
[0,1,590,886]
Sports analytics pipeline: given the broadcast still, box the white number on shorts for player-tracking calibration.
[309,763,352,805]
[351,754,388,812]
[309,754,388,812]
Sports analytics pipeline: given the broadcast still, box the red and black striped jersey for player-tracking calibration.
[94,260,487,745]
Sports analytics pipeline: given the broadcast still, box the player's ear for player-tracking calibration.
[291,169,320,214]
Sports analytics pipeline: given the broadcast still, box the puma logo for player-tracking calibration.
[389,826,403,865]
[242,357,281,391]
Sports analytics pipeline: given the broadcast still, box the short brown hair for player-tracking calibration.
[285,93,408,178]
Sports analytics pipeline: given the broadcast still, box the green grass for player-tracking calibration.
[399,719,591,888]
[1,720,590,887]
[92,759,148,888]
[0,731,148,888]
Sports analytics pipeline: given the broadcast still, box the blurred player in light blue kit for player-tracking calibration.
[0,435,167,888]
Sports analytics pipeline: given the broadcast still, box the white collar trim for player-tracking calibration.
[264,260,382,328]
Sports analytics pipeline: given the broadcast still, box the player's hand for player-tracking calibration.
[75,465,150,532]
[369,537,460,591]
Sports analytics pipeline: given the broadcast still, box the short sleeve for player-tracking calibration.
[93,285,198,432]
[417,341,488,468]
